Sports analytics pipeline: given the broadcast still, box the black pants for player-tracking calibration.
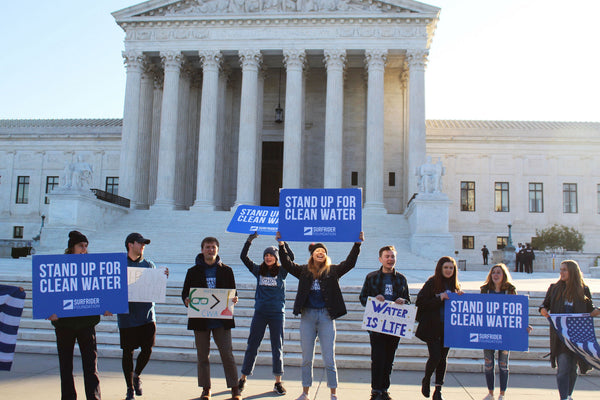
[369,331,400,392]
[55,326,101,400]
[424,337,450,386]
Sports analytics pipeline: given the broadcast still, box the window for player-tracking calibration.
[105,177,119,195]
[528,182,543,213]
[351,172,358,186]
[460,181,475,211]
[563,183,577,213]
[496,236,508,250]
[45,176,60,204]
[462,236,474,249]
[494,182,509,212]
[16,176,29,204]
[388,172,395,187]
[13,226,24,239]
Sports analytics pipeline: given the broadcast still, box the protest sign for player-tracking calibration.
[187,288,235,319]
[362,297,417,338]
[32,253,129,319]
[278,188,362,242]
[127,267,167,303]
[227,205,279,235]
[443,293,529,351]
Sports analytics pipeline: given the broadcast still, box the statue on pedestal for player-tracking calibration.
[60,156,93,191]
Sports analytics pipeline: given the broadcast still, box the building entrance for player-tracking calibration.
[260,141,283,206]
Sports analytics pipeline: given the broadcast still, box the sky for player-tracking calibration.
[0,0,598,122]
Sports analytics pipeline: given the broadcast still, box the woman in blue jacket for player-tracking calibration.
[238,233,294,396]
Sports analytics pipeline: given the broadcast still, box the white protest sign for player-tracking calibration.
[187,288,235,319]
[361,297,417,338]
[127,267,167,303]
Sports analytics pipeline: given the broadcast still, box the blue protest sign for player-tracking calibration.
[443,293,529,351]
[32,253,129,319]
[278,188,362,242]
[227,205,279,235]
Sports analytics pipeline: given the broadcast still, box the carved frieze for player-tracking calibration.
[140,0,415,17]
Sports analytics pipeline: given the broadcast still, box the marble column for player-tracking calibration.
[407,49,428,198]
[323,49,346,188]
[175,63,192,209]
[148,75,163,206]
[153,51,183,208]
[364,49,387,212]
[193,50,222,210]
[215,66,230,210]
[137,62,156,209]
[235,50,263,206]
[119,50,144,206]
[282,49,306,189]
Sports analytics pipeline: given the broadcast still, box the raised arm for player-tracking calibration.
[240,233,260,277]
[334,231,364,277]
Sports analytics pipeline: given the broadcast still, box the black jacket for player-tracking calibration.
[279,242,361,320]
[415,277,455,343]
[359,267,411,306]
[181,254,237,331]
[540,281,595,368]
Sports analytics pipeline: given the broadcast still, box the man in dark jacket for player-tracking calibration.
[182,237,241,400]
[359,245,411,400]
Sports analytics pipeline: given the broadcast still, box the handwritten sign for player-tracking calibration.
[362,297,417,338]
[443,293,529,351]
[278,188,362,242]
[127,267,167,303]
[187,288,235,319]
[32,253,128,319]
[227,205,279,235]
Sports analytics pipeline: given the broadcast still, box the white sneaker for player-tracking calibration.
[483,394,495,400]
[295,393,309,400]
[498,395,504,400]
[331,395,338,400]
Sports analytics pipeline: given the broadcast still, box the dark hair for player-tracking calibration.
[201,236,220,249]
[379,245,397,258]
[560,260,587,302]
[433,256,460,294]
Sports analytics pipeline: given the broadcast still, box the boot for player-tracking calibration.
[432,386,444,400]
[421,376,431,398]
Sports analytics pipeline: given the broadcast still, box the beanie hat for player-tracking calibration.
[308,242,328,255]
[68,230,88,248]
[263,246,279,260]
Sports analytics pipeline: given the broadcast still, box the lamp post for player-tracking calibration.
[503,223,516,269]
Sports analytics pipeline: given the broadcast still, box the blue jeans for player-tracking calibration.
[241,311,284,376]
[300,308,337,388]
[556,351,577,399]
[484,349,509,392]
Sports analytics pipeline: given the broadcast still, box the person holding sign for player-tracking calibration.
[539,260,600,400]
[276,231,364,400]
[416,256,463,400]
[479,263,521,400]
[182,237,241,400]
[48,231,109,400]
[359,245,410,400]
[237,233,294,396]
[118,233,168,400]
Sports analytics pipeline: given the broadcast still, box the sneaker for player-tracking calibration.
[381,391,392,400]
[331,394,338,400]
[274,382,286,395]
[126,387,135,400]
[133,374,142,396]
[370,391,383,400]
[483,395,494,400]
[200,387,211,400]
[498,396,505,400]
[295,394,309,400]
[238,378,246,393]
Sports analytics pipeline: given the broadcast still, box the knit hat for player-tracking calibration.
[68,230,88,248]
[263,246,278,260]
[308,242,327,255]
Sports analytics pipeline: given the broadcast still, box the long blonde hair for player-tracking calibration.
[560,260,587,302]
[308,254,332,279]
[481,263,514,292]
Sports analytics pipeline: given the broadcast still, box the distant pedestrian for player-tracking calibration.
[481,245,489,265]
[523,244,535,274]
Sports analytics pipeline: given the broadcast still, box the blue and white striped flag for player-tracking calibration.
[0,285,26,371]
[549,313,600,370]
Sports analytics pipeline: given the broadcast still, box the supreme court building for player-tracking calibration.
[2,0,600,266]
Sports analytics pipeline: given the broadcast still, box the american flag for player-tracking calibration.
[0,285,26,371]
[549,313,600,370]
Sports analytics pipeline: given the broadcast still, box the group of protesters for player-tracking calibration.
[48,230,598,400]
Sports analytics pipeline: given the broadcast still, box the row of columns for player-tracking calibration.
[119,48,428,211]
